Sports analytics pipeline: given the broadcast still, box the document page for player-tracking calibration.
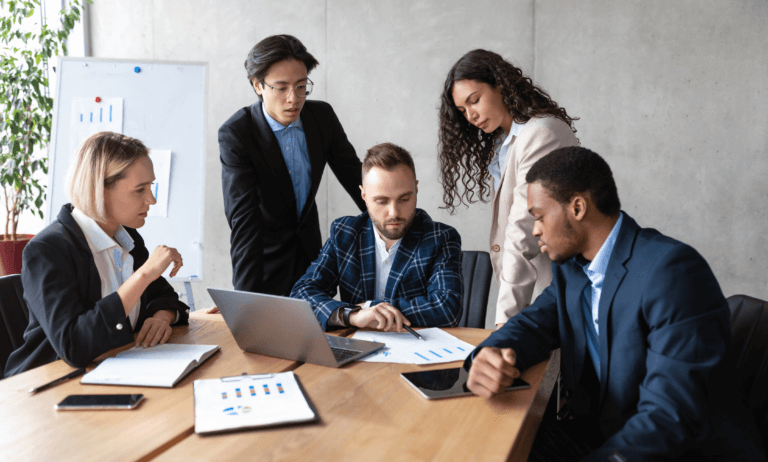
[194,372,315,434]
[351,328,475,364]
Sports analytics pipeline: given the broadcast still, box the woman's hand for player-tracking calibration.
[135,310,174,347]
[118,246,183,316]
[138,245,183,281]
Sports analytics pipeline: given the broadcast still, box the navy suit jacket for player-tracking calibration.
[290,209,463,331]
[470,213,764,461]
[4,205,189,377]
[219,100,366,297]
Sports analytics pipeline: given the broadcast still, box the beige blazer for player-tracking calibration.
[490,116,579,324]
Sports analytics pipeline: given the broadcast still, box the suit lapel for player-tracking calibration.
[385,214,423,298]
[597,214,636,404]
[566,263,590,385]
[299,105,325,222]
[58,205,107,308]
[249,103,297,219]
[359,220,377,300]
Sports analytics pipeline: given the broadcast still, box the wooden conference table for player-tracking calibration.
[0,312,559,462]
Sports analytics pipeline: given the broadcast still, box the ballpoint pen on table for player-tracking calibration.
[403,324,425,341]
[29,367,86,394]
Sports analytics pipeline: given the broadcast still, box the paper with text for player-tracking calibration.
[351,328,475,364]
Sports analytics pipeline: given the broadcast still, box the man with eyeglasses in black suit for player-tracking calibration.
[219,35,366,297]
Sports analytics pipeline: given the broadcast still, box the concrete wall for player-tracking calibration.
[84,0,768,325]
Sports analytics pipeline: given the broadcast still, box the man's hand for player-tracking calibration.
[496,323,505,330]
[466,347,520,398]
[348,302,410,332]
[135,310,174,348]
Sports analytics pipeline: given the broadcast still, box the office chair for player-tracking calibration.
[458,251,493,329]
[0,274,29,379]
[727,294,768,447]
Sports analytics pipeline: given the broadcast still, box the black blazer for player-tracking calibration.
[219,100,366,296]
[4,205,189,377]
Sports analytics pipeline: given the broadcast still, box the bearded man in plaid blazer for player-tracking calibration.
[291,143,463,331]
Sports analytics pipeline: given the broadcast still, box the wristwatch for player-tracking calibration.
[342,305,362,327]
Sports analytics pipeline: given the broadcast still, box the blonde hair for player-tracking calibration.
[66,131,149,223]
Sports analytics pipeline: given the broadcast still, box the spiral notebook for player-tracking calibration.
[193,372,316,434]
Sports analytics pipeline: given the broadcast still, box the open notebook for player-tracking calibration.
[81,344,220,388]
[193,372,316,434]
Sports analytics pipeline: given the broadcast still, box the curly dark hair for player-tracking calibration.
[526,146,621,216]
[438,49,579,213]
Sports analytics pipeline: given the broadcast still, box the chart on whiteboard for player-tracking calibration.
[68,97,123,157]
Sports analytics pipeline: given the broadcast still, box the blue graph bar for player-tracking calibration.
[79,114,82,122]
[100,107,103,122]
[415,352,430,361]
[429,350,442,358]
[89,112,92,122]
[457,346,465,351]
[109,105,112,122]
[443,348,452,354]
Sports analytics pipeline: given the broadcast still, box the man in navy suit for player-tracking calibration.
[466,146,765,461]
[291,143,462,332]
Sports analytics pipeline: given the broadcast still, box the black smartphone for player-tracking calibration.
[54,394,145,411]
[401,367,529,399]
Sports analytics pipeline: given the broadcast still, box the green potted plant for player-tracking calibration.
[0,0,85,275]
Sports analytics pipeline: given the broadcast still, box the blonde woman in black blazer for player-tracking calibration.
[5,132,188,377]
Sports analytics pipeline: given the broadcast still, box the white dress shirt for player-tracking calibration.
[368,227,402,303]
[71,208,141,329]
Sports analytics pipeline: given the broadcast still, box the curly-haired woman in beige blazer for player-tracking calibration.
[438,49,579,326]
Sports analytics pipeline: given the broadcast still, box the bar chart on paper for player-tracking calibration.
[351,328,475,364]
[193,372,315,434]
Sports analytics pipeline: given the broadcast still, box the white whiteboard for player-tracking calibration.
[48,57,207,281]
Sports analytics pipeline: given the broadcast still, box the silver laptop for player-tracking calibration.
[207,288,385,367]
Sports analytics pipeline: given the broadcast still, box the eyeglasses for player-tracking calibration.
[261,78,314,99]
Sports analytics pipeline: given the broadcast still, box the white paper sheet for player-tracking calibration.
[68,97,123,158]
[194,372,315,434]
[351,327,476,364]
[147,150,172,217]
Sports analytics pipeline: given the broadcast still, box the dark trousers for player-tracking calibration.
[528,361,604,461]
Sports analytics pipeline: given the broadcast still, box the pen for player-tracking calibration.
[28,367,86,395]
[403,324,425,341]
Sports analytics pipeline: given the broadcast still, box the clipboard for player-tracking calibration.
[193,371,316,434]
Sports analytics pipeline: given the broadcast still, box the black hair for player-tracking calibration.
[526,146,621,216]
[244,35,319,99]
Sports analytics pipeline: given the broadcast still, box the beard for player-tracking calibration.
[548,216,582,264]
[371,210,416,241]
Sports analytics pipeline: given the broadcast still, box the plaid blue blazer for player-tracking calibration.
[291,209,463,331]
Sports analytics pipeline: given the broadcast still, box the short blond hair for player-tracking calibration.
[66,131,149,223]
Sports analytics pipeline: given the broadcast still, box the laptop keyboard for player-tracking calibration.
[331,347,361,363]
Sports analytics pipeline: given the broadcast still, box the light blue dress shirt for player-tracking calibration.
[262,103,312,220]
[489,121,526,194]
[576,213,624,336]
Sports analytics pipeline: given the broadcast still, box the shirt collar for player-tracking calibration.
[578,212,624,287]
[500,120,525,148]
[262,102,303,132]
[71,207,134,253]
[372,222,402,256]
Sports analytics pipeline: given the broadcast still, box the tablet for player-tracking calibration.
[400,367,529,399]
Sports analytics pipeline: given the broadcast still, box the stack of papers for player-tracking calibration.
[351,328,475,364]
